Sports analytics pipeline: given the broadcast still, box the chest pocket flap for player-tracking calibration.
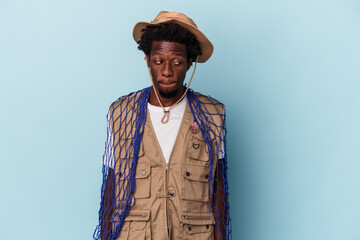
[188,133,215,162]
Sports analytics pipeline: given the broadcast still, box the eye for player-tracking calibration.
[173,59,183,65]
[153,59,162,65]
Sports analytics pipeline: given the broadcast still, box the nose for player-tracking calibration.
[161,62,173,78]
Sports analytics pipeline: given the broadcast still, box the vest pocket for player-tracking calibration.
[112,221,129,240]
[133,163,151,199]
[179,212,214,240]
[188,134,217,167]
[115,162,151,210]
[118,137,145,159]
[188,135,210,162]
[112,210,151,240]
[181,164,209,202]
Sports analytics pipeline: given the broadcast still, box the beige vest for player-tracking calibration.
[112,94,224,240]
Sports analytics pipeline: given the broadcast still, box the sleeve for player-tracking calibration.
[217,128,225,159]
[217,104,226,160]
[102,112,115,169]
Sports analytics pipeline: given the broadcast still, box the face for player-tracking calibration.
[147,41,192,98]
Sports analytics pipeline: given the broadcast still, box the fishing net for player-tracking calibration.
[94,87,231,239]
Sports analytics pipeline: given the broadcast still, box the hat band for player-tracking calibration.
[152,16,197,28]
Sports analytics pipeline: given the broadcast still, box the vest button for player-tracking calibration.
[141,170,146,175]
[206,225,209,229]
[186,171,191,176]
[205,174,208,179]
[188,226,192,231]
[169,191,175,197]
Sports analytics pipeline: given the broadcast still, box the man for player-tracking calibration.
[94,11,231,240]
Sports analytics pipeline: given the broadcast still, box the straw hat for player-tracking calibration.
[133,11,213,63]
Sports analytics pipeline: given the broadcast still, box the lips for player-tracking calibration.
[158,80,176,87]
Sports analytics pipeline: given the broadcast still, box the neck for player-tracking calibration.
[149,87,185,107]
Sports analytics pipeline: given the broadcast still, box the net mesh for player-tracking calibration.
[94,87,231,239]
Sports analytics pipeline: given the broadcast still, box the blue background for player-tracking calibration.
[1,0,359,239]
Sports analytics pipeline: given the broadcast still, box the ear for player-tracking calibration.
[186,58,193,71]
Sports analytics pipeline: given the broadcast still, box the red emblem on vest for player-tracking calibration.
[189,122,200,134]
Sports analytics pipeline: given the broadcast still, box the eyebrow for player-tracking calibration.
[151,51,186,57]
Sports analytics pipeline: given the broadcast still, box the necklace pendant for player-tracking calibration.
[161,110,170,124]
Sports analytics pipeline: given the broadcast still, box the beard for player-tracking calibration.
[159,88,179,98]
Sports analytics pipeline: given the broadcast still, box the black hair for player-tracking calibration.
[137,23,202,62]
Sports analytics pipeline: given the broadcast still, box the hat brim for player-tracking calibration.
[133,19,213,63]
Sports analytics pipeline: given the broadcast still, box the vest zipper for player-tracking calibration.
[164,163,169,238]
[183,215,212,220]
[128,213,148,218]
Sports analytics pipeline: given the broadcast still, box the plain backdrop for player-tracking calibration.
[1,0,359,239]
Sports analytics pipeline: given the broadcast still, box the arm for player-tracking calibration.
[101,168,115,240]
[212,158,227,240]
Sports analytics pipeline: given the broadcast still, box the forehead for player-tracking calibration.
[150,41,187,56]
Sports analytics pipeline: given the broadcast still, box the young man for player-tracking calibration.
[94,11,231,240]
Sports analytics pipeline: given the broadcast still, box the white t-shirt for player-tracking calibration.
[147,96,187,164]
